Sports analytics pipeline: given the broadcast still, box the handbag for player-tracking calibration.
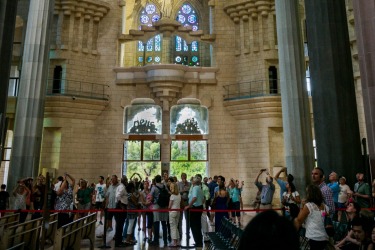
[323,207,335,237]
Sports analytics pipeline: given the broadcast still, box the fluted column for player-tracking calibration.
[275,0,314,191]
[0,0,18,160]
[352,1,375,178]
[305,0,362,186]
[162,37,171,64]
[8,0,55,191]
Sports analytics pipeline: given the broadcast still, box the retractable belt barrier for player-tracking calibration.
[1,206,369,214]
[0,208,282,214]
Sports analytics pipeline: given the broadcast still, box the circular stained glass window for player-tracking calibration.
[182,4,192,14]
[176,56,182,63]
[178,15,186,23]
[192,25,198,31]
[146,4,156,14]
[155,56,161,62]
[188,15,196,24]
[192,56,198,63]
[140,15,149,24]
[152,15,160,22]
[147,56,153,63]
[138,57,143,62]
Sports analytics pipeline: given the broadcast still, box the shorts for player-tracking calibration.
[95,202,104,209]
[107,211,115,220]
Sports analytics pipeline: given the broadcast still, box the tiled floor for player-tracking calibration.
[46,211,256,249]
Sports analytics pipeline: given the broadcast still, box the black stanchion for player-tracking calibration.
[98,208,111,248]
[181,208,194,249]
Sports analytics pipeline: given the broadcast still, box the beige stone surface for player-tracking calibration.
[2,0,365,207]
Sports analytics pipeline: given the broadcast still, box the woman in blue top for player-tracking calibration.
[228,179,242,226]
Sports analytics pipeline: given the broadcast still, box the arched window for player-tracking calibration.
[123,99,162,178]
[137,3,162,66]
[169,98,208,177]
[174,3,200,66]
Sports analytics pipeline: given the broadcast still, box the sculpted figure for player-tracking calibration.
[159,0,173,18]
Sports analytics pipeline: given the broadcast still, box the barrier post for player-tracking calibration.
[98,208,110,248]
[181,208,194,249]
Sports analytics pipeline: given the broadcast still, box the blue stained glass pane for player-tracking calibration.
[182,4,191,14]
[192,41,198,52]
[147,39,153,51]
[140,15,149,24]
[176,56,182,62]
[147,56,153,62]
[188,15,196,24]
[138,57,143,62]
[155,35,161,51]
[152,15,160,22]
[178,15,186,23]
[155,56,160,62]
[176,36,182,51]
[183,41,188,52]
[192,56,198,62]
[146,4,156,14]
[138,41,144,51]
[192,25,198,31]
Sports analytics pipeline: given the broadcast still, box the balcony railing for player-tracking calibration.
[8,77,20,96]
[7,78,109,100]
[223,79,281,101]
[46,79,109,100]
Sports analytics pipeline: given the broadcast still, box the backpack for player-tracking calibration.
[156,185,170,208]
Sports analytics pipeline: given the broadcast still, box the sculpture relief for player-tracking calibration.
[159,0,173,18]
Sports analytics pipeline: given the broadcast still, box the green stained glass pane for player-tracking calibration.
[125,140,141,160]
[171,141,188,160]
[191,141,207,160]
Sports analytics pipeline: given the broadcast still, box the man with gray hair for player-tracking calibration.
[327,171,340,209]
[254,169,275,210]
[185,176,204,248]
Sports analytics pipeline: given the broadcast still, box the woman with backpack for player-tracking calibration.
[149,175,169,247]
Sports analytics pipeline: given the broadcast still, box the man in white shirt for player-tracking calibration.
[114,175,128,247]
[95,176,107,225]
[104,175,119,234]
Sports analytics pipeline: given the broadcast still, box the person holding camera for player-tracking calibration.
[254,169,275,210]
[13,180,31,223]
[55,172,75,228]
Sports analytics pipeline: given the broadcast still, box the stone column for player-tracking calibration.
[0,0,18,160]
[305,0,362,186]
[208,0,215,65]
[352,1,375,179]
[275,0,314,190]
[8,0,55,191]
[162,36,171,64]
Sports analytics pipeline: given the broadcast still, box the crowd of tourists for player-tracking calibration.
[250,167,375,250]
[0,172,245,248]
[1,167,375,249]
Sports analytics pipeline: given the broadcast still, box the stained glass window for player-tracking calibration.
[137,4,162,66]
[174,3,200,66]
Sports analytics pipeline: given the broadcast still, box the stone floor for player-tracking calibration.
[46,211,256,250]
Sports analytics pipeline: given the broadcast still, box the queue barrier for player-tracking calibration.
[0,206,372,249]
[0,213,19,238]
[207,217,243,250]
[53,212,96,250]
[45,213,59,245]
[1,217,43,250]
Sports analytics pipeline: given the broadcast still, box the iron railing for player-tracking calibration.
[46,79,109,100]
[7,78,108,100]
[223,79,281,101]
[8,77,20,96]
